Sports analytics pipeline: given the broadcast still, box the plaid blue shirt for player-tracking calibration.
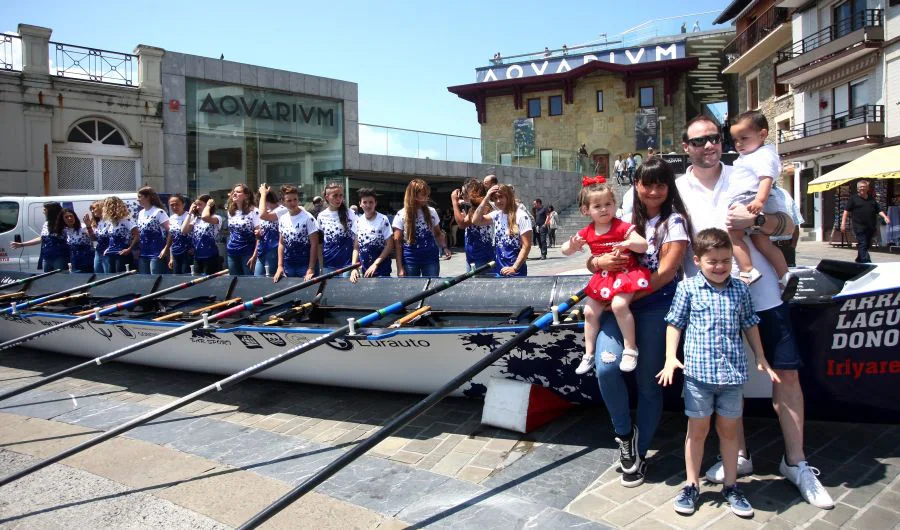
[665,274,761,385]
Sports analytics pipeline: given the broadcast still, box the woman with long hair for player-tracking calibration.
[136,186,170,274]
[471,184,532,276]
[98,196,138,273]
[11,201,67,272]
[450,178,493,271]
[392,178,448,277]
[586,157,692,487]
[548,205,559,247]
[166,194,193,274]
[273,184,319,282]
[316,182,358,276]
[256,183,288,276]
[83,201,104,273]
[182,194,222,274]
[57,208,94,273]
[225,183,260,275]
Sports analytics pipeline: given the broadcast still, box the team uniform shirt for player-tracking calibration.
[665,274,761,385]
[727,145,787,214]
[579,219,652,301]
[465,223,494,266]
[168,212,193,257]
[356,212,393,276]
[676,163,782,312]
[259,205,288,253]
[39,222,68,262]
[317,208,357,269]
[226,208,261,256]
[137,206,169,258]
[486,209,532,276]
[392,207,441,267]
[64,226,93,268]
[92,222,108,257]
[278,209,318,268]
[99,218,136,255]
[189,214,222,260]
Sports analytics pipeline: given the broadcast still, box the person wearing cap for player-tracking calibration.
[310,196,325,220]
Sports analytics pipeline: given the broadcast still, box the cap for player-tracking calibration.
[313,196,323,203]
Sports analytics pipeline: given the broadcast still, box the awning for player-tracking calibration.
[807,145,900,193]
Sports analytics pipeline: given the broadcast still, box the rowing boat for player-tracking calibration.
[0,260,897,422]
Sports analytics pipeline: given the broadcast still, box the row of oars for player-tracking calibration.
[0,263,586,528]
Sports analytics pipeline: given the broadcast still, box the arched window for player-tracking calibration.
[66,118,127,146]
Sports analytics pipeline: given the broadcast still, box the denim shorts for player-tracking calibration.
[757,302,803,370]
[683,376,743,418]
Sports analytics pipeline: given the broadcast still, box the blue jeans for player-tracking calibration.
[43,256,67,273]
[94,251,105,273]
[138,256,166,274]
[254,247,279,276]
[171,253,193,275]
[321,265,351,278]
[594,299,669,457]
[404,260,440,277]
[227,254,254,276]
[103,254,129,273]
[854,228,874,263]
[283,263,310,278]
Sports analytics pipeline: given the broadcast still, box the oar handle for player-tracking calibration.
[0,268,64,290]
[3,270,136,314]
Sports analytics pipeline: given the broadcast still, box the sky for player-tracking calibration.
[3,0,731,140]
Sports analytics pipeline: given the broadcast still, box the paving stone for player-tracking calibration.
[457,465,493,483]
[431,451,474,477]
[648,490,729,529]
[805,520,839,530]
[470,449,506,469]
[841,478,890,508]
[849,505,900,529]
[761,516,800,529]
[403,436,442,454]
[602,499,653,527]
[874,488,900,512]
[370,436,407,457]
[777,497,827,526]
[391,450,425,465]
[485,437,519,452]
[455,437,487,454]
[566,492,617,519]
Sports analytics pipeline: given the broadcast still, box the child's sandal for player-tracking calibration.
[620,349,639,372]
[738,268,762,285]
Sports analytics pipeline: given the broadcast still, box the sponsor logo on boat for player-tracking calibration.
[190,329,232,346]
[90,324,114,341]
[116,325,135,339]
[1,314,35,325]
[326,338,353,351]
[259,332,286,347]
[234,333,262,350]
[38,318,67,327]
[355,339,432,349]
[133,327,162,338]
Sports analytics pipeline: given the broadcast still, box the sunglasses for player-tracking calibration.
[686,134,722,147]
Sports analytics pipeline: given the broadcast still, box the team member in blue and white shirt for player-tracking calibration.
[166,194,193,274]
[256,183,289,277]
[272,184,319,282]
[317,182,358,276]
[60,208,94,273]
[136,186,170,275]
[225,184,261,276]
[471,184,532,277]
[450,179,494,271]
[182,195,222,275]
[98,196,138,273]
[393,178,449,277]
[11,202,68,273]
[354,188,393,281]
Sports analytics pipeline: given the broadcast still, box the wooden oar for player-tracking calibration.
[1,270,136,315]
[261,302,316,326]
[0,263,359,404]
[0,262,492,488]
[152,297,243,322]
[239,287,586,529]
[0,268,64,290]
[0,270,230,352]
[0,292,27,302]
[29,292,90,309]
[388,305,432,328]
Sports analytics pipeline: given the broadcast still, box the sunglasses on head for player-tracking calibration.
[686,134,722,147]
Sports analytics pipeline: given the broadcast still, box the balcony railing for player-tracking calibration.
[51,41,136,86]
[778,105,883,143]
[1,34,21,71]
[724,7,790,62]
[359,123,581,172]
[778,10,882,61]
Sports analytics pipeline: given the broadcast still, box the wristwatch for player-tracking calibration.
[754,213,766,227]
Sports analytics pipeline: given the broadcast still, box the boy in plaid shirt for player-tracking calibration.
[657,228,780,518]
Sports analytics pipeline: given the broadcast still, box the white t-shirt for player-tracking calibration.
[676,163,781,312]
[641,213,690,273]
[730,144,781,196]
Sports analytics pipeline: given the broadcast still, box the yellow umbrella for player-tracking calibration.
[806,145,900,193]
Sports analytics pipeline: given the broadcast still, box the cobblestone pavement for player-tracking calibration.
[0,244,897,528]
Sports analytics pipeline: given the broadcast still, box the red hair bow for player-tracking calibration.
[582,175,606,187]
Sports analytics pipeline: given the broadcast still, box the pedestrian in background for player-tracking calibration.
[841,180,891,263]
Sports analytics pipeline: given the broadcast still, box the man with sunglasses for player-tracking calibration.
[675,116,834,510]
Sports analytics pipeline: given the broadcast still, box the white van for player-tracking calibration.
[0,193,138,272]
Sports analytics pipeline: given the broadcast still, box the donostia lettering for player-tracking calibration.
[827,292,900,379]
[199,93,335,126]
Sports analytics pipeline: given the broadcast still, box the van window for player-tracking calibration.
[0,202,19,233]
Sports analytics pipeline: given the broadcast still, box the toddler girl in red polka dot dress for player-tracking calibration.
[562,179,652,375]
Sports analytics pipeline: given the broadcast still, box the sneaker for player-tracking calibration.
[615,426,640,473]
[621,460,646,488]
[619,348,638,372]
[575,353,594,375]
[674,483,700,514]
[779,457,834,509]
[780,273,799,302]
[723,484,754,517]
[705,454,753,484]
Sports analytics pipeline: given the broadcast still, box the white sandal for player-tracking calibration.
[620,349,639,372]
[738,268,762,285]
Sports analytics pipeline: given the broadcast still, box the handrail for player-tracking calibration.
[778,9,882,61]
[50,40,136,86]
[1,34,21,71]
[724,7,789,62]
[359,123,479,141]
[778,105,883,143]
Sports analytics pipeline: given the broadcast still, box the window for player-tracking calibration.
[639,87,654,108]
[66,119,126,146]
[549,95,563,116]
[526,98,541,118]
[747,74,759,110]
[540,149,553,169]
[777,118,792,142]
[596,90,604,112]
[500,153,512,166]
[775,80,789,98]
[0,202,19,233]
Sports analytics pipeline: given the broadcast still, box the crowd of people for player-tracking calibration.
[12,112,839,520]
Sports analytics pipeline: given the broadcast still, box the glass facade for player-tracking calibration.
[186,79,343,206]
